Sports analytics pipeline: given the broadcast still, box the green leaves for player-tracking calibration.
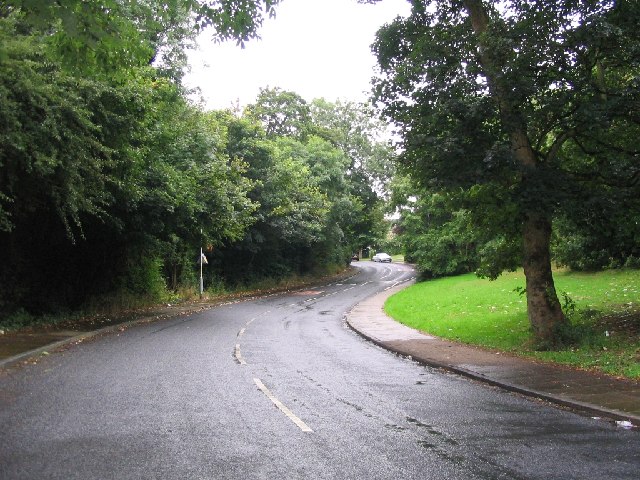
[0,11,264,311]
[0,20,115,238]
[194,0,282,45]
[265,146,328,243]
[374,0,639,346]
[374,0,639,265]
[245,87,312,139]
[6,1,283,79]
[0,0,399,313]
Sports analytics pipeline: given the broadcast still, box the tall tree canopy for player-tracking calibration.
[210,94,393,285]
[245,87,312,139]
[2,1,281,77]
[372,0,640,348]
[0,0,391,321]
[0,14,258,310]
[0,1,281,314]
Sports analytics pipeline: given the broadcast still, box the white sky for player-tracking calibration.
[184,0,410,111]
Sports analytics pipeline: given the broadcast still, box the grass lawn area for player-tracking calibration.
[385,269,640,379]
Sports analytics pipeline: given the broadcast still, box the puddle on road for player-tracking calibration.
[417,440,437,450]
[407,416,460,446]
[385,423,407,431]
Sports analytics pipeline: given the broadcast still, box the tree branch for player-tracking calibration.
[546,129,575,164]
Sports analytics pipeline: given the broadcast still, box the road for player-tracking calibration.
[1,262,638,479]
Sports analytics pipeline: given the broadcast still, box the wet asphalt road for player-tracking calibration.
[1,262,639,479]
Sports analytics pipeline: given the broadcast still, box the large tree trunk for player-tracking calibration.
[463,0,568,347]
[522,212,567,347]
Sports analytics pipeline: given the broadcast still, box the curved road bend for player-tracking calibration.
[1,262,638,479]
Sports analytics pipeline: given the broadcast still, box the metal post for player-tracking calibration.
[199,229,204,296]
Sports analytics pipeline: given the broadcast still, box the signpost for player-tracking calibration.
[199,229,205,296]
[200,243,204,296]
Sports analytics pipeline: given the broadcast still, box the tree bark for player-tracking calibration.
[171,264,178,291]
[522,212,566,347]
[463,0,568,347]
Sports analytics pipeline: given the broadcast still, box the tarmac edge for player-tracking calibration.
[0,316,155,370]
[0,267,362,371]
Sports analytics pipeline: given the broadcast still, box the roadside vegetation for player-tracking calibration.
[0,265,355,333]
[385,269,640,379]
[0,4,391,328]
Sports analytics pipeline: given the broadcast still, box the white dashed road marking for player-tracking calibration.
[235,344,247,365]
[234,314,265,365]
[253,378,313,433]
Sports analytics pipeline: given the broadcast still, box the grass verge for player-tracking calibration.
[384,269,640,380]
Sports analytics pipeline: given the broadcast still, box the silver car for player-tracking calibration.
[372,253,392,263]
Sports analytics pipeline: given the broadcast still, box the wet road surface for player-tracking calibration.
[1,262,638,479]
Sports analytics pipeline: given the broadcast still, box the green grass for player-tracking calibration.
[385,269,640,379]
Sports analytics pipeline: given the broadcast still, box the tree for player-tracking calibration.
[371,0,640,348]
[308,99,396,253]
[3,1,282,74]
[211,96,395,284]
[389,175,481,277]
[245,87,311,139]
[243,93,397,259]
[0,6,267,312]
[309,98,395,188]
[0,16,115,238]
[126,83,257,288]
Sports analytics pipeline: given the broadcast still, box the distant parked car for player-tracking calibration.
[372,252,392,263]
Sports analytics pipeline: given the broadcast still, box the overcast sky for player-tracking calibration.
[184,0,410,111]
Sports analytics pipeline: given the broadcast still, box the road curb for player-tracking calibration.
[347,322,640,424]
[0,316,153,370]
[344,282,640,426]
